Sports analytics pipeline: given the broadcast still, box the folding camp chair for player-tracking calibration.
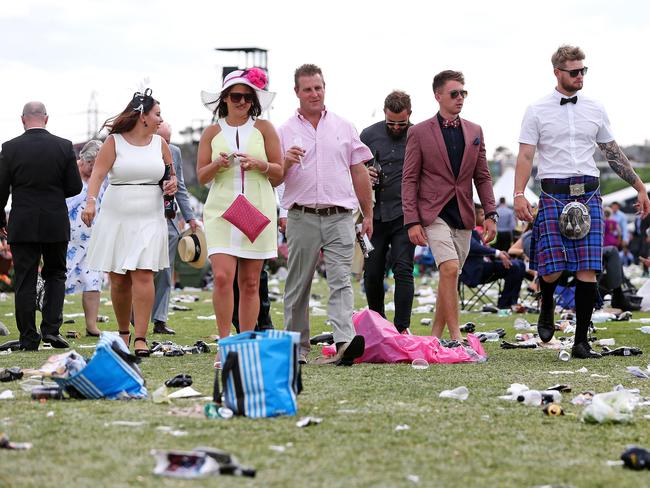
[458,277,503,311]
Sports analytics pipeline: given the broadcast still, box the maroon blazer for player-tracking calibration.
[401,116,495,229]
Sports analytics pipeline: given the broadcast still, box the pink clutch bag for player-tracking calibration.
[222,167,270,243]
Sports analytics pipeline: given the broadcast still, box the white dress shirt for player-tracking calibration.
[518,89,614,179]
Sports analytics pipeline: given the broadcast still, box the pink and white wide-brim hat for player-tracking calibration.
[201,67,275,113]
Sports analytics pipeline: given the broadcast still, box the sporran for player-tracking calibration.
[541,185,599,240]
[558,201,591,240]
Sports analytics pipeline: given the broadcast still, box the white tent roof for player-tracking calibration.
[601,182,650,206]
[473,167,539,206]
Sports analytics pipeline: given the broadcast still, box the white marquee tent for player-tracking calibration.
[473,166,539,206]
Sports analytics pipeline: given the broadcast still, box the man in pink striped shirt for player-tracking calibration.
[278,64,373,366]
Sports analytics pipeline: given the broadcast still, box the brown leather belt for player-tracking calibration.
[291,204,351,216]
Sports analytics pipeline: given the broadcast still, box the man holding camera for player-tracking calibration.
[360,90,415,334]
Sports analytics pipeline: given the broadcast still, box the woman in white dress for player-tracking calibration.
[81,90,177,357]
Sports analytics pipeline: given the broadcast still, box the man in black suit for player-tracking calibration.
[0,102,82,350]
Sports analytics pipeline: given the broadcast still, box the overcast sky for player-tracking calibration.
[1,0,648,159]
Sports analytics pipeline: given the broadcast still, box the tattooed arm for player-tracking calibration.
[598,140,650,218]
[598,141,640,186]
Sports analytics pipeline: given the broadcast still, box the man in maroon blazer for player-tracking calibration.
[402,70,496,341]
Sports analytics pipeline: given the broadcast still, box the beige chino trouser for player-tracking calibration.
[283,208,356,354]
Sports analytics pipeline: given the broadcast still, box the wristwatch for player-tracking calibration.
[485,211,499,224]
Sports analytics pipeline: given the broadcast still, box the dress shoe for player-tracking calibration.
[572,341,602,359]
[610,296,641,312]
[537,299,556,343]
[153,321,176,335]
[41,334,70,349]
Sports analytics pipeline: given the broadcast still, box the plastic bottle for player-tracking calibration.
[480,332,501,342]
[540,390,562,404]
[513,318,531,330]
[517,390,542,406]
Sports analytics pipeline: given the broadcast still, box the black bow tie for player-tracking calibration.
[560,96,577,105]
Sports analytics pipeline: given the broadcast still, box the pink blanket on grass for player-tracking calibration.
[321,309,487,364]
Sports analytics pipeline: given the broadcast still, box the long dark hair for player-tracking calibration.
[102,89,159,134]
[214,85,262,119]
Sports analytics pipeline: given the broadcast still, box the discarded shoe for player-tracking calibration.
[0,340,21,352]
[481,305,499,313]
[600,346,643,357]
[459,322,476,333]
[309,332,334,345]
[0,367,23,382]
[165,374,193,388]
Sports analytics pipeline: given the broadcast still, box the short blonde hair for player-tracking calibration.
[551,45,585,68]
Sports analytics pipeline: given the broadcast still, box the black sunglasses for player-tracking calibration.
[557,67,588,77]
[449,90,468,99]
[228,92,254,103]
[385,120,409,127]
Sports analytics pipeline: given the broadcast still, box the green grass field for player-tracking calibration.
[1,276,650,488]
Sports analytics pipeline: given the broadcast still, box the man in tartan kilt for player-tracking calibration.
[514,45,650,359]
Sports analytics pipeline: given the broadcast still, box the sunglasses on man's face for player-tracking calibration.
[449,90,468,99]
[385,120,409,127]
[557,67,588,77]
[228,92,254,103]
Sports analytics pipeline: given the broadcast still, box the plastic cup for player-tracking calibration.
[558,350,571,362]
[411,358,429,370]
[292,136,304,169]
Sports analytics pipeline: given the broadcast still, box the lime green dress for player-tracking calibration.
[203,117,277,259]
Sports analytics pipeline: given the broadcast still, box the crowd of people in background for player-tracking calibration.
[2,43,650,363]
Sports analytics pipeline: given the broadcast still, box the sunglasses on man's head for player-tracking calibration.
[557,67,588,77]
[228,92,254,103]
[449,90,468,99]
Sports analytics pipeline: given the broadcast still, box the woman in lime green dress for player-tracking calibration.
[197,68,282,339]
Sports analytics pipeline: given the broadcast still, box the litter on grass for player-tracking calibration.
[296,417,322,428]
[0,433,32,450]
[105,420,147,427]
[151,447,256,479]
[167,387,203,399]
[439,386,469,401]
[411,358,429,370]
[582,390,637,424]
[156,426,188,437]
[0,390,14,400]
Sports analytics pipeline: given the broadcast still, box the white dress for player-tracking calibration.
[86,134,169,274]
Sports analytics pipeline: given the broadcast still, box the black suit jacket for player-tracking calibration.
[0,128,82,243]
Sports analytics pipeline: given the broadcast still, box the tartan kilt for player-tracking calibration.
[530,177,603,276]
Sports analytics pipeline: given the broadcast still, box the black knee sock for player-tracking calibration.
[539,277,559,312]
[574,280,597,344]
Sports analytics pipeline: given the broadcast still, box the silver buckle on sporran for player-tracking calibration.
[559,201,591,240]
[569,183,585,196]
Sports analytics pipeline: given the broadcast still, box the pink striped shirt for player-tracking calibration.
[278,109,372,210]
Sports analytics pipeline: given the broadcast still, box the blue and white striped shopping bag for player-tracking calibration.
[218,330,302,417]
